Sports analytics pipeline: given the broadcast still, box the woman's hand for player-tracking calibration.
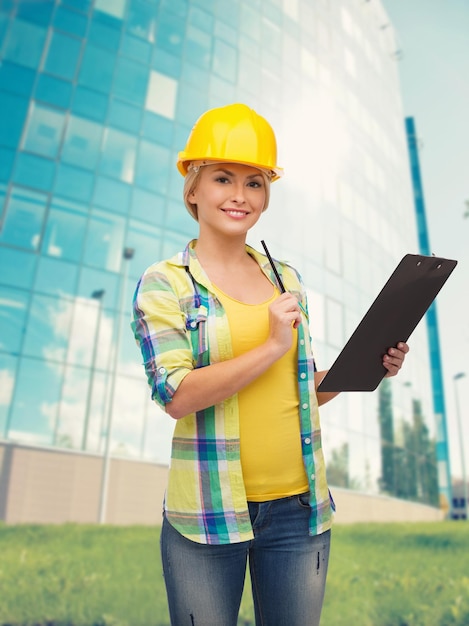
[268,292,302,357]
[383,342,409,377]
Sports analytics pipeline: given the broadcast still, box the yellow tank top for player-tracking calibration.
[212,283,308,501]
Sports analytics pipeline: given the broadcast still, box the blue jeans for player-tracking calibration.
[160,493,331,626]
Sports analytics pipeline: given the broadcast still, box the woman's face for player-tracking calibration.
[189,163,267,238]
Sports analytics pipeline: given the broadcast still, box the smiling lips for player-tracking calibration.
[221,208,249,218]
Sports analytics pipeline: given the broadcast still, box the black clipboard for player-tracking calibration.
[317,254,457,392]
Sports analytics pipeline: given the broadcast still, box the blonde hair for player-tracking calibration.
[183,164,272,222]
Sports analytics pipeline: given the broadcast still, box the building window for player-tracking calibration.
[23,103,65,159]
[145,70,177,119]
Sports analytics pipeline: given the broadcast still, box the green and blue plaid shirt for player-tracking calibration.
[132,240,333,544]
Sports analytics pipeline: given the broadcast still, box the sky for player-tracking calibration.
[382,0,469,481]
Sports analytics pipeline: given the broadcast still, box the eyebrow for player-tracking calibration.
[213,168,263,179]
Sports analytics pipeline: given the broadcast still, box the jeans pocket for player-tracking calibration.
[297,491,311,509]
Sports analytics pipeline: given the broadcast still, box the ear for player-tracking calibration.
[189,188,197,203]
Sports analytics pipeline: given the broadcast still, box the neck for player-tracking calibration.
[194,232,250,269]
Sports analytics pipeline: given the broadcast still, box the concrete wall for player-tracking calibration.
[0,442,443,525]
[331,487,444,523]
[0,441,168,525]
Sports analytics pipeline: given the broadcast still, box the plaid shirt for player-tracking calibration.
[132,240,333,544]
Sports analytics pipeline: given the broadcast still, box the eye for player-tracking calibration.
[215,176,230,184]
[248,179,263,188]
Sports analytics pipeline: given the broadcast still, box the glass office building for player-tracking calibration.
[0,0,443,509]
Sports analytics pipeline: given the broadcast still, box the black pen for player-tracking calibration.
[261,240,308,319]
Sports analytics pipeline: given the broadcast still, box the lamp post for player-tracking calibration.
[82,289,105,451]
[98,248,135,524]
[453,372,468,520]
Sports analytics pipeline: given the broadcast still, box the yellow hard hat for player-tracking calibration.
[177,103,283,181]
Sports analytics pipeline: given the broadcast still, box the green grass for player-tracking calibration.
[0,522,468,625]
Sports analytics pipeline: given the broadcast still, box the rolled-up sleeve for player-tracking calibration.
[131,265,194,408]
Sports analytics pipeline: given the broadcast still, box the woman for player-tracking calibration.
[132,103,408,626]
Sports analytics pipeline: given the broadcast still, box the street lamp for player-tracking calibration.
[82,289,105,451]
[453,372,468,520]
[98,248,135,523]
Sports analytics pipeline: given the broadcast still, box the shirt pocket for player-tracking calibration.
[185,305,209,367]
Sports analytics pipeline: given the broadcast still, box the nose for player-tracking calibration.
[230,181,246,204]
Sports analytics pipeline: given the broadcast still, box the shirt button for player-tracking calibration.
[304,437,311,445]
[190,321,197,329]
[300,339,305,345]
[302,402,308,410]
[300,372,306,379]
[310,473,315,481]
[158,367,166,375]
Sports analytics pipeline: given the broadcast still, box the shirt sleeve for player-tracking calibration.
[131,264,194,408]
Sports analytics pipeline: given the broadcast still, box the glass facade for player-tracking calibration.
[0,0,441,506]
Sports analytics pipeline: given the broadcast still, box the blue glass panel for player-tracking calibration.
[180,61,209,90]
[83,208,125,272]
[3,19,46,69]
[78,43,115,94]
[214,20,237,47]
[176,83,209,126]
[0,182,5,210]
[35,73,73,109]
[215,0,239,25]
[141,111,173,145]
[134,140,170,194]
[188,6,213,34]
[240,4,261,40]
[62,0,92,14]
[0,187,47,251]
[53,5,88,37]
[17,1,54,26]
[210,76,235,105]
[161,0,188,19]
[23,104,65,159]
[152,49,181,79]
[262,18,282,57]
[160,221,196,258]
[42,197,88,262]
[99,128,137,183]
[192,0,214,9]
[0,247,36,289]
[0,61,35,97]
[121,32,152,63]
[54,163,94,203]
[43,30,82,80]
[22,293,70,362]
[108,99,142,134]
[35,256,79,296]
[113,57,148,106]
[127,0,157,41]
[62,115,103,171]
[155,12,185,56]
[130,188,165,226]
[88,13,122,52]
[93,176,131,215]
[164,199,197,238]
[0,285,28,353]
[13,153,55,192]
[127,219,163,277]
[185,25,211,70]
[167,166,184,202]
[0,15,8,44]
[71,86,108,122]
[77,266,118,309]
[0,147,15,182]
[8,356,61,441]
[212,39,237,83]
